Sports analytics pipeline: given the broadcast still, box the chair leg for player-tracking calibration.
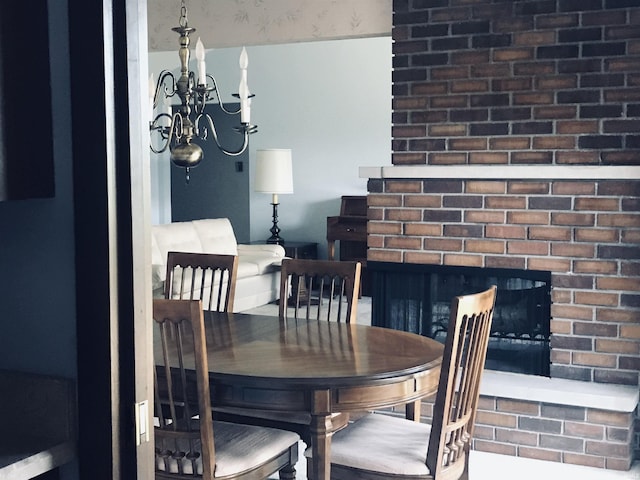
[279,464,296,480]
[405,399,421,421]
[459,448,471,480]
[306,459,313,480]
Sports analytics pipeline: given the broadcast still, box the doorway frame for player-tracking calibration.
[69,0,153,478]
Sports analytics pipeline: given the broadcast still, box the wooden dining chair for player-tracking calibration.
[213,259,362,445]
[279,258,362,323]
[164,251,238,312]
[153,298,300,480]
[307,285,497,480]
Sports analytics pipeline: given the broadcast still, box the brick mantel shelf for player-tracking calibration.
[360,165,640,180]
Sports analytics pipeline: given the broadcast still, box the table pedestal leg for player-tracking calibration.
[406,399,422,421]
[307,413,333,480]
[279,463,297,480]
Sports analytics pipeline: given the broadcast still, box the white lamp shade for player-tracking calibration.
[255,149,294,194]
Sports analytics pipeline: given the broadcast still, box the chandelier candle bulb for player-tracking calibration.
[240,88,251,124]
[195,38,206,86]
[239,47,250,124]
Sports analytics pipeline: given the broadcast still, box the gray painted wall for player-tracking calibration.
[0,0,76,388]
[0,0,77,478]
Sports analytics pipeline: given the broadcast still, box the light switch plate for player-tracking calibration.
[135,400,150,446]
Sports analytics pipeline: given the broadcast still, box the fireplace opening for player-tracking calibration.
[369,261,552,376]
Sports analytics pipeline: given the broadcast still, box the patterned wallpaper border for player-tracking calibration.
[148,0,392,51]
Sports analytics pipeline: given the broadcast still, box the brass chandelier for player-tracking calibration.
[149,0,257,181]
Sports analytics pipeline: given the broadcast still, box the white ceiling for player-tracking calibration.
[147,0,392,51]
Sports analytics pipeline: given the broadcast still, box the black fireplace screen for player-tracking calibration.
[370,261,551,376]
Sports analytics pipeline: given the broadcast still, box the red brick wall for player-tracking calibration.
[475,396,635,470]
[368,177,640,467]
[391,0,640,167]
[383,0,640,380]
[386,394,636,470]
[368,178,640,386]
[368,0,640,465]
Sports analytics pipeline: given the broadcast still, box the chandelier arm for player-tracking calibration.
[150,129,171,154]
[150,113,182,154]
[199,114,249,157]
[193,87,208,115]
[205,74,221,104]
[154,70,177,108]
[207,75,241,115]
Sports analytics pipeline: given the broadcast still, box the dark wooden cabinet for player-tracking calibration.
[327,195,369,295]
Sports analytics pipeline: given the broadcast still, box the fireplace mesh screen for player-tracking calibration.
[370,262,551,376]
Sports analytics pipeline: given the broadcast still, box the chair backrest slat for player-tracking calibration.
[279,258,361,323]
[165,251,239,312]
[426,285,496,480]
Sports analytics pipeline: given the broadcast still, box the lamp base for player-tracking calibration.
[266,202,285,246]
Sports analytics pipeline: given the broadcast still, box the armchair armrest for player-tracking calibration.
[152,263,165,291]
[238,243,286,258]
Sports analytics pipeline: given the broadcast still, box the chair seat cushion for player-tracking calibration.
[306,413,433,476]
[156,420,299,477]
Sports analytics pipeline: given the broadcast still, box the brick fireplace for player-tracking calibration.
[361,0,640,471]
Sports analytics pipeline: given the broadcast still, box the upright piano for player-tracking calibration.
[327,195,369,295]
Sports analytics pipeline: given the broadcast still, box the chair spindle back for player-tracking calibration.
[165,251,238,312]
[279,258,361,323]
[426,285,496,480]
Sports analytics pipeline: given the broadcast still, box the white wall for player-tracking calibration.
[149,36,391,258]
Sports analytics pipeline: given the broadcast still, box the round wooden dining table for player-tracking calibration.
[191,311,444,480]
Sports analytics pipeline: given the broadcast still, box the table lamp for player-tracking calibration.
[254,148,294,245]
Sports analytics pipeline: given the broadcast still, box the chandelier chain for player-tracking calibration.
[179,0,188,28]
